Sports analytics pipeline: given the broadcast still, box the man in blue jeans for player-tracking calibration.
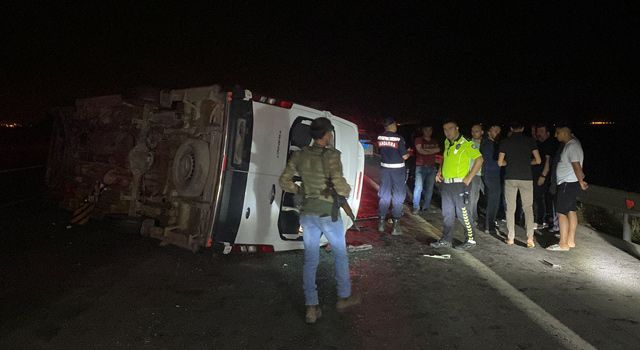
[412,125,440,214]
[279,117,360,324]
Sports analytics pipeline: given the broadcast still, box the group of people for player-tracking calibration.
[278,116,586,324]
[377,117,587,252]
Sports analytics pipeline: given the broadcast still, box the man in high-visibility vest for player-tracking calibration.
[431,120,484,250]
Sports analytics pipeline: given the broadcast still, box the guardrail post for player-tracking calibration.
[622,213,631,243]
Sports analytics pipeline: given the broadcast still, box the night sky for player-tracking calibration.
[2,2,639,125]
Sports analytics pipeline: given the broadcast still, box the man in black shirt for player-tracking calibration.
[498,122,541,247]
[532,124,559,229]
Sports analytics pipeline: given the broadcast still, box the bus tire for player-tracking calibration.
[172,139,210,197]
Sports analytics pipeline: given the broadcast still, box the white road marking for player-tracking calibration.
[407,205,597,350]
[365,173,597,349]
[456,252,597,350]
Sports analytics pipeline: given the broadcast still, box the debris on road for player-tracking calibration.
[541,259,561,268]
[423,254,451,260]
[348,244,373,252]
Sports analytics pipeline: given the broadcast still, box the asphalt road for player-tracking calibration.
[1,163,639,349]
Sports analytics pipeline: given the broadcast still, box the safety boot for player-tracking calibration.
[391,219,403,235]
[378,219,385,233]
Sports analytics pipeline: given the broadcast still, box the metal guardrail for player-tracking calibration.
[577,184,640,243]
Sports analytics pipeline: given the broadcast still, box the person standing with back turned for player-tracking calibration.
[377,117,410,235]
[431,120,483,250]
[279,117,360,324]
[498,121,541,247]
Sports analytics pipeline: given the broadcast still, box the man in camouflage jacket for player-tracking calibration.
[279,117,360,324]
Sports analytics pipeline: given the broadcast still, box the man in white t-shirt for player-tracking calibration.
[547,122,588,251]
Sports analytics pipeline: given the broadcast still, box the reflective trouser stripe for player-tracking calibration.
[461,207,474,241]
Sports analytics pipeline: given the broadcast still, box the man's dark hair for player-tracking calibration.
[510,120,524,129]
[471,122,483,129]
[535,123,551,133]
[383,117,396,127]
[442,119,457,126]
[421,124,433,130]
[310,117,334,140]
[555,120,573,131]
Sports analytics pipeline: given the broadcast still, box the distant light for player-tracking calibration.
[589,121,615,126]
[0,121,23,128]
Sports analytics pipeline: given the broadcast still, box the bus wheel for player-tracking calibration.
[172,139,210,197]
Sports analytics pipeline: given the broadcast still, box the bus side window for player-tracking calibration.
[289,120,312,151]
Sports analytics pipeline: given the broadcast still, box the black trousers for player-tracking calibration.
[483,174,501,231]
[533,181,552,224]
[441,182,474,243]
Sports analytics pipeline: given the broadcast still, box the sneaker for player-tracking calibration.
[411,208,420,215]
[430,240,452,248]
[378,219,385,233]
[455,240,477,250]
[537,223,548,230]
[391,219,403,236]
[336,294,361,312]
[305,305,322,324]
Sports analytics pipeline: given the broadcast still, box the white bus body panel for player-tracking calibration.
[232,103,363,252]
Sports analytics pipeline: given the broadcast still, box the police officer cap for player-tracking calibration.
[383,117,396,127]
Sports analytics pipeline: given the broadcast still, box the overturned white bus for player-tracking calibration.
[47,85,364,253]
